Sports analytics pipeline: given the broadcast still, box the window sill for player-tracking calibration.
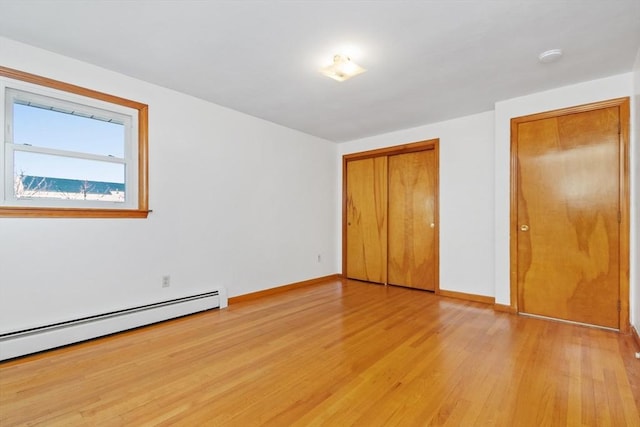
[0,207,151,218]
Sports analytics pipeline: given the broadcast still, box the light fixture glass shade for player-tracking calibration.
[320,54,366,82]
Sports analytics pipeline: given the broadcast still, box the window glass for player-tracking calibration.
[14,151,125,202]
[13,97,126,158]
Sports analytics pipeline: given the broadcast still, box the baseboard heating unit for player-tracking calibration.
[0,287,228,361]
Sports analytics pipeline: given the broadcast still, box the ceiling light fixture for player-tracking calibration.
[538,49,563,64]
[319,54,366,82]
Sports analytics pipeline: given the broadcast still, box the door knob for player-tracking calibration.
[520,224,529,232]
[430,223,435,228]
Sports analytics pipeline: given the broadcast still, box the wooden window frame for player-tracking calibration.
[0,66,149,218]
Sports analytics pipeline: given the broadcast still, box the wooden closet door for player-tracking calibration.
[345,157,388,283]
[515,106,620,328]
[387,150,436,290]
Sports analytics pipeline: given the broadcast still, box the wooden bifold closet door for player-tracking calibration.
[345,156,388,284]
[387,150,437,290]
[344,141,439,291]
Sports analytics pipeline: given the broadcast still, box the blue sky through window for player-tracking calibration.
[13,103,125,183]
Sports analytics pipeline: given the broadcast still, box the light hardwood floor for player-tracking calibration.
[1,279,639,426]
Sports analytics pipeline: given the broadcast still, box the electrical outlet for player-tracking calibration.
[317,254,322,263]
[162,275,171,288]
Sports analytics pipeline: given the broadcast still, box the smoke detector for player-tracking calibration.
[538,49,563,64]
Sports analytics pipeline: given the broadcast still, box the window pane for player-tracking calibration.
[14,151,125,203]
[13,102,125,158]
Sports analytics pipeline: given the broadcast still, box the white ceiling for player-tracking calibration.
[0,0,639,142]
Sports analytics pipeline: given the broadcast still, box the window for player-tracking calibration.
[0,66,148,218]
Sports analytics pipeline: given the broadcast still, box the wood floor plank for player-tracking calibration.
[1,279,638,426]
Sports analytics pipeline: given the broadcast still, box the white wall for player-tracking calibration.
[338,111,496,298]
[0,38,338,333]
[632,49,640,333]
[494,73,635,307]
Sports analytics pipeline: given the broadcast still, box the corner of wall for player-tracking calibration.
[630,48,640,330]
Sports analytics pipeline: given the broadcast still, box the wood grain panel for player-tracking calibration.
[516,106,620,328]
[1,279,638,425]
[387,150,436,290]
[346,157,388,283]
